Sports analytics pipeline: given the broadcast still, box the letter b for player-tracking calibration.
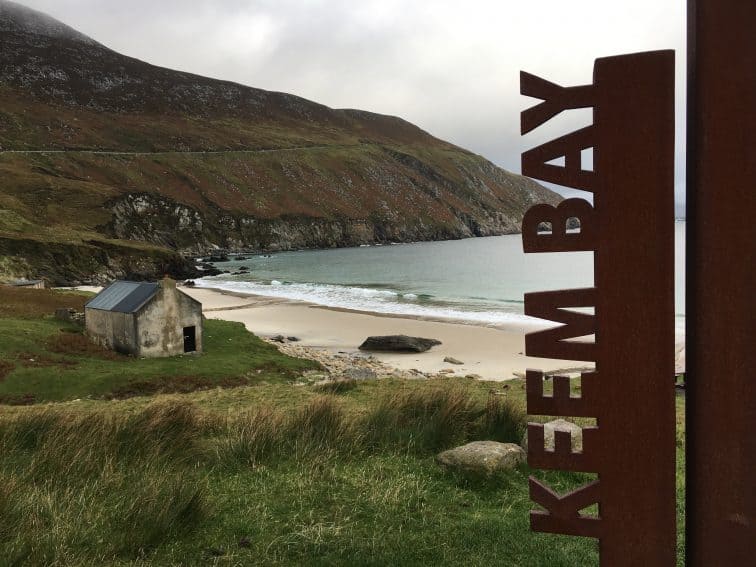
[522,198,595,253]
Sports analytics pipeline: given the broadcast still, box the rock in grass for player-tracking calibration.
[443,356,464,365]
[343,367,378,380]
[358,335,441,353]
[436,441,525,475]
[520,418,583,453]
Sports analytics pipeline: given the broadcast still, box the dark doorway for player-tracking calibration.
[183,326,196,353]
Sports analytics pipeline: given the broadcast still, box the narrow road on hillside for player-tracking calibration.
[0,144,356,156]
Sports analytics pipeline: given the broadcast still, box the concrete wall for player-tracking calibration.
[85,308,137,354]
[134,279,203,358]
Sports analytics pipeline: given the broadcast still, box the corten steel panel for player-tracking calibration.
[593,51,676,567]
[521,51,676,566]
[687,1,756,564]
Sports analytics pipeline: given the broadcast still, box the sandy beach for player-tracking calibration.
[180,286,596,381]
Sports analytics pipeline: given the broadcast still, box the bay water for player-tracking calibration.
[197,221,685,330]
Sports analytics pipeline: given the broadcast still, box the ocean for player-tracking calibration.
[197,221,686,330]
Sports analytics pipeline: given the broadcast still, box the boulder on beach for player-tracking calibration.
[437,441,525,475]
[358,335,442,353]
[443,356,464,365]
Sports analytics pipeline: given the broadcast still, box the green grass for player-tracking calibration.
[0,377,687,566]
[0,315,318,404]
[0,383,605,566]
[0,291,685,565]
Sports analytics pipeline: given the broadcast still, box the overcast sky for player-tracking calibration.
[20,0,687,213]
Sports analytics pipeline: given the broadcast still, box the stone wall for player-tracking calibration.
[134,279,202,358]
[85,308,136,354]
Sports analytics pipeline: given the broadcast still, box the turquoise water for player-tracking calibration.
[198,222,685,328]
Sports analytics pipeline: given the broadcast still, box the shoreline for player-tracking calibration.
[70,284,685,380]
[181,286,596,381]
[193,284,547,332]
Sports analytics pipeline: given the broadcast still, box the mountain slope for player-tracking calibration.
[0,0,559,284]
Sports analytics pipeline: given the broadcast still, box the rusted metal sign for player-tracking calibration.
[686,0,756,563]
[520,51,677,565]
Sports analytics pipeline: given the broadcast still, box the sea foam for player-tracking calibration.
[194,278,548,328]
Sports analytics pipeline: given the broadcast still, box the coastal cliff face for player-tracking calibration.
[0,0,560,284]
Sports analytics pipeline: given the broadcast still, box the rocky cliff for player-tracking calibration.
[0,0,560,284]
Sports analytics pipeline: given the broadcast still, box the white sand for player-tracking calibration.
[181,287,595,381]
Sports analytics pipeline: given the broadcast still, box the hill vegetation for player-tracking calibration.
[0,0,560,284]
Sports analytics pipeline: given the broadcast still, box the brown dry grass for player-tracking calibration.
[0,360,14,381]
[46,330,126,361]
[105,375,249,400]
[0,286,87,318]
[15,351,76,368]
[0,393,36,405]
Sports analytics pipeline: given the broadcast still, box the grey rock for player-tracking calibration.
[437,441,525,475]
[359,335,441,353]
[443,356,464,365]
[521,418,583,453]
[343,367,378,380]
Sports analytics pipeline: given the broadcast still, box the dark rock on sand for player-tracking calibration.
[359,335,441,353]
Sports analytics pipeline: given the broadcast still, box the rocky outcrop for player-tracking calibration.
[0,236,197,286]
[103,191,541,256]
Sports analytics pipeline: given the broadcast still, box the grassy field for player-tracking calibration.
[0,288,685,566]
[0,287,318,404]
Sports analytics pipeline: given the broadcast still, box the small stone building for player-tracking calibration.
[85,278,202,357]
[7,278,45,289]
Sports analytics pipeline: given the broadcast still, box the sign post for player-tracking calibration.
[520,51,677,565]
[686,1,756,564]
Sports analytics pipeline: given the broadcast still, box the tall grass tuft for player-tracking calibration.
[0,401,210,564]
[288,395,352,452]
[219,406,286,466]
[477,393,527,444]
[361,384,479,451]
[115,468,208,557]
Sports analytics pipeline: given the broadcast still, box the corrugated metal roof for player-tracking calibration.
[85,281,158,313]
